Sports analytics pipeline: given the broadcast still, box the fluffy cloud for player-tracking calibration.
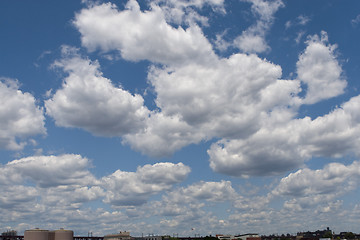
[5,154,96,188]
[102,162,191,206]
[208,93,360,177]
[0,154,102,218]
[74,0,216,66]
[272,161,360,209]
[45,47,149,137]
[152,0,225,26]
[147,54,285,136]
[297,31,346,104]
[70,0,357,179]
[233,0,284,53]
[165,180,238,203]
[123,112,204,157]
[0,154,192,233]
[0,78,46,150]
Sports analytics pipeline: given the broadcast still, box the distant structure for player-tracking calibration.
[216,234,260,240]
[24,228,73,240]
[104,231,131,240]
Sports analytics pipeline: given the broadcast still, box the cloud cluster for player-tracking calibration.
[0,78,46,150]
[273,161,360,210]
[0,154,192,233]
[74,0,216,66]
[102,162,190,206]
[44,0,360,180]
[1,152,360,236]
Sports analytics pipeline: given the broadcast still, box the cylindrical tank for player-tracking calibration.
[24,229,49,240]
[54,228,74,240]
[49,231,56,240]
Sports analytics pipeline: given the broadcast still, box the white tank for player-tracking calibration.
[24,229,49,240]
[54,228,74,240]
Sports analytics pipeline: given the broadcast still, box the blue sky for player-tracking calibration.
[1,0,360,237]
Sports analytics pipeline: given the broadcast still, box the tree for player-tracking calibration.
[344,232,355,239]
[323,231,333,239]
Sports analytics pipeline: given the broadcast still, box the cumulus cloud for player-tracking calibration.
[207,31,355,177]
[0,154,192,233]
[152,0,225,25]
[165,180,238,203]
[6,154,96,188]
[102,162,191,206]
[208,93,360,177]
[0,154,102,217]
[272,161,360,209]
[0,78,46,150]
[69,0,356,179]
[73,0,216,66]
[297,31,346,104]
[123,112,204,157]
[45,47,149,137]
[233,0,284,53]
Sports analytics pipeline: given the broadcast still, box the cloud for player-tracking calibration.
[152,0,225,25]
[0,154,103,218]
[123,112,204,157]
[207,117,309,177]
[6,154,96,188]
[45,47,149,137]
[351,14,360,27]
[102,162,191,206]
[286,15,310,29]
[0,77,46,150]
[297,31,346,104]
[70,0,357,179]
[208,93,360,177]
[165,180,238,203]
[272,161,360,209]
[73,0,216,66]
[233,0,284,53]
[297,15,310,25]
[207,32,354,178]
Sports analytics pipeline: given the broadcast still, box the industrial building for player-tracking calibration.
[24,228,73,240]
[104,231,131,240]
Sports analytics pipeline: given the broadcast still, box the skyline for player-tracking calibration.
[1,0,360,237]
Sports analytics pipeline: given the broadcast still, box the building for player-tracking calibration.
[104,231,131,240]
[24,229,73,240]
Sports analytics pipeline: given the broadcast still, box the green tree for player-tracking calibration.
[344,232,355,239]
[323,232,333,239]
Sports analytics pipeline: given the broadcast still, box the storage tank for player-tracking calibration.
[54,228,73,240]
[24,228,49,240]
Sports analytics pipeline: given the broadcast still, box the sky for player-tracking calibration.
[1,0,360,237]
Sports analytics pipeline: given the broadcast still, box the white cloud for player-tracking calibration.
[233,0,284,53]
[73,0,216,66]
[6,154,96,188]
[123,112,204,158]
[302,95,360,158]
[152,0,225,25]
[102,162,190,206]
[0,154,103,220]
[208,93,360,177]
[207,120,309,177]
[351,14,360,26]
[297,31,346,104]
[272,161,360,209]
[297,15,310,25]
[0,78,46,150]
[45,47,149,137]
[166,180,238,203]
[233,32,269,53]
